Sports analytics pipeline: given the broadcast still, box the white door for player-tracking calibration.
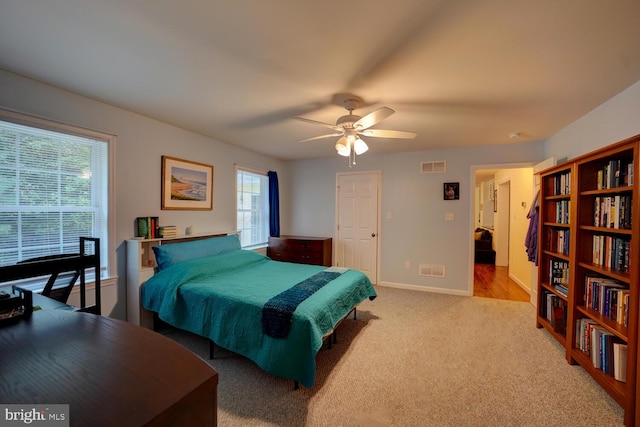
[336,172,379,284]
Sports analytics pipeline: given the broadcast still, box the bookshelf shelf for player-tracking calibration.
[536,134,640,426]
[576,305,628,341]
[577,262,632,283]
[579,225,633,235]
[542,250,570,260]
[540,282,568,300]
[581,186,633,196]
[542,222,570,227]
[571,349,626,407]
[537,315,567,345]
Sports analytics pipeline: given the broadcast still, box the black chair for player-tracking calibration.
[17,254,81,304]
[9,237,102,314]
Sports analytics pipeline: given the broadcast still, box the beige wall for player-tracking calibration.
[495,167,534,293]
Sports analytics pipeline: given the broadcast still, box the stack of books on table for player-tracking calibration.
[158,225,178,238]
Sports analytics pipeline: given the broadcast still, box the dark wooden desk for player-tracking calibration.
[0,310,218,426]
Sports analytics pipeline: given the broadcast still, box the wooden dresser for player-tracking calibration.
[267,235,332,266]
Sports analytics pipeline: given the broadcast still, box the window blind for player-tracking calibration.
[236,168,269,248]
[0,119,109,274]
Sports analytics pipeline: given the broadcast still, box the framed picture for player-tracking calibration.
[161,155,214,210]
[443,182,459,200]
[493,189,498,212]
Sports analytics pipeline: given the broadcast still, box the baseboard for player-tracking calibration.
[507,272,531,294]
[377,281,472,297]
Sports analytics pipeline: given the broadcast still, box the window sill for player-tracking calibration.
[1,275,118,295]
[242,243,268,251]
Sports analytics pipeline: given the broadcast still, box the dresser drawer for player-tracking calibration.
[267,236,332,266]
[268,249,325,265]
[269,238,324,253]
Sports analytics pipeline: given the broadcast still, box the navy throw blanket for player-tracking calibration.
[262,271,341,338]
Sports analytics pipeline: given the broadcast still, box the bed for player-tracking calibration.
[140,234,377,388]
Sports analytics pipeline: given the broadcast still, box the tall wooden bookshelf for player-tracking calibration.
[536,134,640,426]
[536,161,574,349]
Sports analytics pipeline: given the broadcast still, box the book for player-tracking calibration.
[614,343,628,382]
[545,293,567,335]
[590,325,608,369]
[549,259,569,285]
[158,225,178,238]
[584,276,628,322]
[555,284,568,297]
[576,318,598,355]
[135,216,159,239]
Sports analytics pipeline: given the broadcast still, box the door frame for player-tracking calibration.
[335,170,382,284]
[469,162,535,296]
[495,179,511,267]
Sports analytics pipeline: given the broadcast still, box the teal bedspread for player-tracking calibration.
[141,249,377,388]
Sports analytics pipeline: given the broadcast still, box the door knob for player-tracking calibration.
[371,233,376,237]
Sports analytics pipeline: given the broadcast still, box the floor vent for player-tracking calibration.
[419,264,445,277]
[420,160,446,173]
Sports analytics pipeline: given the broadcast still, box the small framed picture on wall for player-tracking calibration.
[444,182,460,200]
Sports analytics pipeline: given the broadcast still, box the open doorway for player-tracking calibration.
[472,166,534,302]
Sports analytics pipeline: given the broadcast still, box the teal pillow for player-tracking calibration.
[152,234,241,270]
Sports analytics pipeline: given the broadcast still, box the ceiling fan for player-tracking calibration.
[294,97,417,166]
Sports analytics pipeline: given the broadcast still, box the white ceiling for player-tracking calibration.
[1,1,639,161]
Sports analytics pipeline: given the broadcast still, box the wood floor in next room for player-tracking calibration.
[473,263,530,302]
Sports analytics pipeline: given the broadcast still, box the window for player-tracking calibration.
[0,110,113,280]
[236,166,269,248]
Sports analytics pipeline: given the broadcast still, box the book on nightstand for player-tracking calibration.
[158,225,178,238]
[135,217,159,239]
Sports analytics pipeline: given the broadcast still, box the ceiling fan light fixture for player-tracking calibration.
[335,136,350,156]
[354,137,368,155]
[295,95,416,166]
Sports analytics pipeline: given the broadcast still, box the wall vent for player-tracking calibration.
[419,263,445,278]
[420,161,446,173]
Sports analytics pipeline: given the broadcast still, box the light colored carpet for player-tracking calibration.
[163,286,625,426]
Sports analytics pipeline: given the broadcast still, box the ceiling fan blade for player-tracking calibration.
[232,100,331,129]
[297,133,343,143]
[360,129,417,139]
[353,107,395,130]
[293,116,339,130]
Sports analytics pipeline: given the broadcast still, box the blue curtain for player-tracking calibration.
[268,171,280,237]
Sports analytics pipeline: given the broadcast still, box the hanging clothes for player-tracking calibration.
[525,190,540,266]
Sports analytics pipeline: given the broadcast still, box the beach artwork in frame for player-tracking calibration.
[161,156,213,210]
